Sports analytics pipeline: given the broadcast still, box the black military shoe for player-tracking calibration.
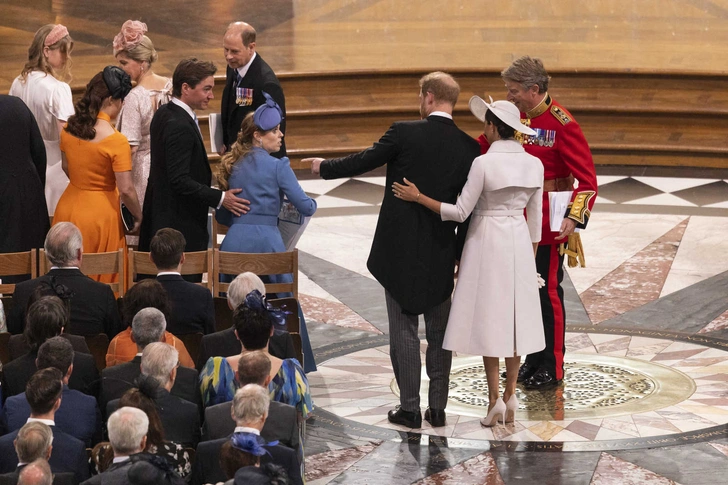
[388,406,422,428]
[501,363,538,382]
[522,369,563,390]
[424,407,446,427]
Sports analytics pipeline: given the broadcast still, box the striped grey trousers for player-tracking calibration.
[385,290,452,413]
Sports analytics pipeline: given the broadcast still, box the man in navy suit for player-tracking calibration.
[150,228,215,335]
[0,369,89,483]
[191,384,301,485]
[4,337,101,446]
[81,406,148,485]
[139,58,249,258]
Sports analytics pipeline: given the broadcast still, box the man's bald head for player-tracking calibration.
[18,458,52,485]
[226,22,256,46]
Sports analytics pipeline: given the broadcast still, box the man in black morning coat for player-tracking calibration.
[138,58,249,259]
[221,21,286,157]
[305,72,479,429]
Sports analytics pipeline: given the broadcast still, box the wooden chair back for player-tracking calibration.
[85,334,110,372]
[0,249,37,294]
[127,248,213,290]
[39,249,125,295]
[0,332,11,365]
[177,333,204,365]
[211,214,228,249]
[213,296,233,332]
[290,333,304,370]
[212,249,298,299]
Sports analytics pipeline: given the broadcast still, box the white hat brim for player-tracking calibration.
[469,95,537,136]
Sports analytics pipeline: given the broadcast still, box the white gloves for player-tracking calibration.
[537,273,545,288]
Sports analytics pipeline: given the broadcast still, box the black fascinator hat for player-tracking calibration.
[102,65,133,101]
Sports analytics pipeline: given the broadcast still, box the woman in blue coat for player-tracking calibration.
[216,93,317,371]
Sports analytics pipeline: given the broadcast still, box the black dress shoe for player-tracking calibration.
[501,363,537,382]
[522,369,563,390]
[388,406,422,428]
[424,407,446,427]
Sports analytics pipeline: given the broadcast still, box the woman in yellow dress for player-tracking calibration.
[54,66,141,284]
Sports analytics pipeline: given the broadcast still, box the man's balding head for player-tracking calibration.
[223,22,256,70]
[418,71,460,118]
[17,458,52,485]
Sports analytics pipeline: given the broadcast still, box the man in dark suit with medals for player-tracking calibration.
[221,22,286,157]
[139,58,249,262]
[305,72,480,428]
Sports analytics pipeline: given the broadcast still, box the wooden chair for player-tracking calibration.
[39,248,125,295]
[0,249,37,295]
[213,296,233,332]
[290,333,304,370]
[85,333,110,372]
[211,213,228,249]
[212,249,299,299]
[177,332,204,365]
[126,248,213,291]
[0,332,11,365]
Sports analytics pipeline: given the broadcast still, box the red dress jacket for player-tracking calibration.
[478,94,597,245]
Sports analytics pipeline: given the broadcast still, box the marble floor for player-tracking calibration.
[296,166,728,485]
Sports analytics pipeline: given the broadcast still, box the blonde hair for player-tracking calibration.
[119,35,158,65]
[21,24,74,83]
[217,112,258,190]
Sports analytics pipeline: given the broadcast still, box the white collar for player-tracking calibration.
[157,271,181,276]
[113,456,131,464]
[171,97,196,121]
[234,426,260,435]
[429,111,453,120]
[236,52,257,80]
[50,266,79,270]
[27,417,55,426]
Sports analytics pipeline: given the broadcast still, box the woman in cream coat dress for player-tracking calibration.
[393,96,545,427]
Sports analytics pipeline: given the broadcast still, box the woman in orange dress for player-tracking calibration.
[54,66,141,284]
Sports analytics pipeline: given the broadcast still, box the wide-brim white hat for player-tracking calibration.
[469,95,536,136]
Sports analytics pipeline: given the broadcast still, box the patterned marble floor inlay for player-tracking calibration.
[425,354,695,420]
[312,332,728,443]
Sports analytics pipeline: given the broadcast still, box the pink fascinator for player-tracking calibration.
[44,24,69,47]
[113,20,148,55]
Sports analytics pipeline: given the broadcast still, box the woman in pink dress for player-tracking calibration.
[113,20,172,245]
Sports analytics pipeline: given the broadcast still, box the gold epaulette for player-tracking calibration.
[560,233,586,268]
[550,105,572,125]
[567,191,596,225]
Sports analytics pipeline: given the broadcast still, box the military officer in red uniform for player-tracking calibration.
[480,56,597,389]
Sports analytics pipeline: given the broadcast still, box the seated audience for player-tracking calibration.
[100,308,200,413]
[199,291,312,418]
[203,351,299,457]
[105,279,194,368]
[81,406,148,485]
[108,343,200,446]
[0,369,89,483]
[1,296,99,399]
[150,228,215,335]
[113,381,192,479]
[8,282,90,361]
[4,337,101,446]
[191,385,301,485]
[0,423,75,485]
[8,222,122,338]
[196,272,296,371]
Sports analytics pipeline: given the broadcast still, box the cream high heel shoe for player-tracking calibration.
[480,398,506,427]
[504,395,518,424]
